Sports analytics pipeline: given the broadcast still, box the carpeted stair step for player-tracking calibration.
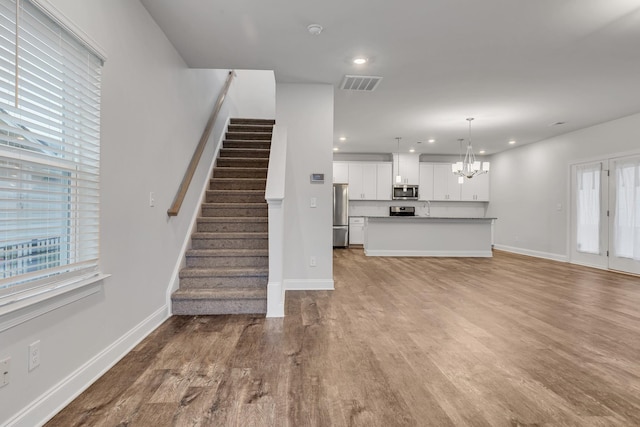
[209,178,267,191]
[219,148,270,158]
[185,249,268,268]
[179,267,268,288]
[217,157,269,168]
[230,118,275,126]
[201,202,267,217]
[225,131,272,141]
[206,190,265,203]
[171,288,267,315]
[223,140,271,150]
[172,117,273,317]
[191,232,268,249]
[227,124,274,133]
[196,217,268,233]
[212,167,267,179]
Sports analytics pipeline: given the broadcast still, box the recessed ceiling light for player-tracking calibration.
[509,140,516,145]
[333,147,339,151]
[479,150,486,154]
[353,57,368,65]
[428,139,435,143]
[409,148,415,153]
[339,137,346,141]
[307,24,323,35]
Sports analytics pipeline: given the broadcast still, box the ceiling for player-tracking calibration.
[140,0,640,156]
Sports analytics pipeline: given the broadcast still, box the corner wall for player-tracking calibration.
[276,84,334,290]
[0,1,239,425]
[488,111,640,260]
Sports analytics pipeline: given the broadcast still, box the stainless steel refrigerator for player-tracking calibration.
[333,183,349,247]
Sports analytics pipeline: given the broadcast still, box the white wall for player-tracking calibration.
[488,112,640,260]
[0,1,241,425]
[231,70,276,119]
[276,84,334,290]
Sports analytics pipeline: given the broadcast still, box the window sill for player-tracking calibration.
[0,273,110,333]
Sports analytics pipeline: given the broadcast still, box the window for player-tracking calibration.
[575,163,601,254]
[613,157,640,260]
[0,0,103,306]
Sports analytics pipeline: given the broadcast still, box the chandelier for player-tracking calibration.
[452,118,490,183]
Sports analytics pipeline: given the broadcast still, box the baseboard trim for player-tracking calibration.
[284,279,335,291]
[6,305,170,427]
[364,249,493,257]
[493,244,568,263]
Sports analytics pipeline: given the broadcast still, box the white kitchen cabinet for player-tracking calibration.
[392,153,420,185]
[349,217,365,245]
[460,172,490,201]
[333,162,349,183]
[348,163,377,200]
[418,163,434,201]
[433,163,461,201]
[376,163,393,200]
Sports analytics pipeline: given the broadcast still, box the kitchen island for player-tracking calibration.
[364,216,495,257]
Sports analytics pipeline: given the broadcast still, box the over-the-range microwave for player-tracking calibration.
[392,185,418,200]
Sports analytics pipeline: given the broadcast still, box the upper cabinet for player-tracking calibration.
[393,153,420,185]
[433,163,462,201]
[376,163,393,200]
[348,163,377,200]
[333,162,349,183]
[343,162,392,200]
[334,160,489,202]
[418,163,434,201]
[460,172,490,201]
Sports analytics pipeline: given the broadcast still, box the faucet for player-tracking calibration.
[424,201,431,217]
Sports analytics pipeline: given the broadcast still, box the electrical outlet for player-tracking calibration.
[28,341,40,372]
[149,192,155,207]
[310,256,317,267]
[0,357,9,387]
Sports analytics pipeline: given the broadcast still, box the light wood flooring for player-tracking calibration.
[47,249,640,426]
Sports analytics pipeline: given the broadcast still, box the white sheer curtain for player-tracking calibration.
[614,158,640,260]
[576,163,601,254]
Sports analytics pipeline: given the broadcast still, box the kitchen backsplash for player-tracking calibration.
[348,200,488,218]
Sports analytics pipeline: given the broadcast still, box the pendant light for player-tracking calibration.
[395,137,402,184]
[452,118,490,182]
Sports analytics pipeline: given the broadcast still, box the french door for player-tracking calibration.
[571,155,640,275]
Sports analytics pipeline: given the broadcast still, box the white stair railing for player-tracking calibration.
[265,125,287,317]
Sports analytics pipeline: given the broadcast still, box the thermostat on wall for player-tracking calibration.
[310,173,325,183]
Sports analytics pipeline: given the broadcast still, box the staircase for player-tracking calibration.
[171,118,274,315]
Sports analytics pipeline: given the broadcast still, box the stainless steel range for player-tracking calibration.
[389,206,415,216]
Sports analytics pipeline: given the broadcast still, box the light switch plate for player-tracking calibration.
[1,357,10,387]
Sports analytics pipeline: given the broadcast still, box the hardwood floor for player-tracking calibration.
[47,249,640,426]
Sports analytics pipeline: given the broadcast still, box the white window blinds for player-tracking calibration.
[0,0,102,296]
[575,162,601,254]
[613,157,640,261]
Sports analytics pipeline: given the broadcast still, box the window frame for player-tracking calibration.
[0,0,108,331]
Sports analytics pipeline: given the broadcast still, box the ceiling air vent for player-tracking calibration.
[340,75,383,92]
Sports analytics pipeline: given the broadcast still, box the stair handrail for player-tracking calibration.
[167,70,235,217]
